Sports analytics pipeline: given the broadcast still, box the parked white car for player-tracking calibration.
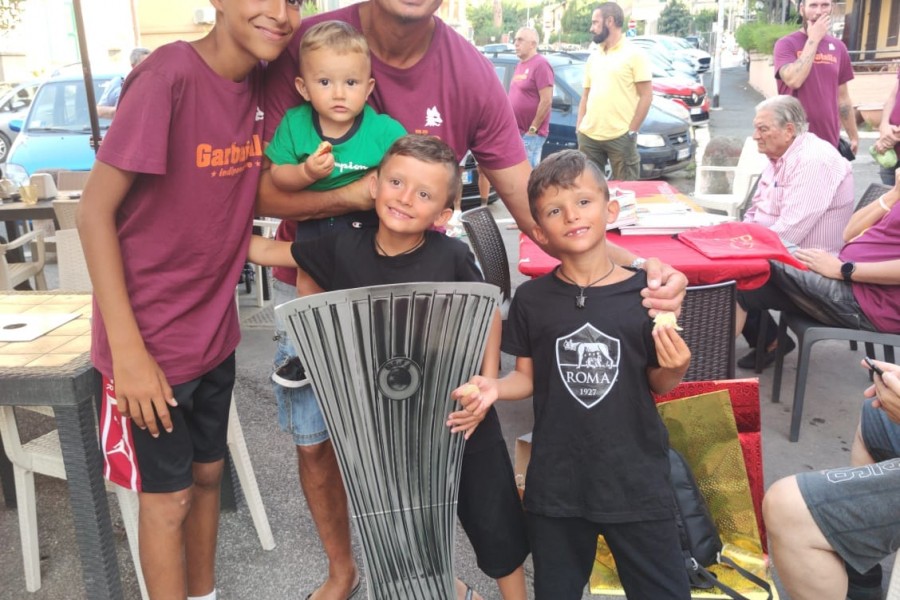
[0,81,41,163]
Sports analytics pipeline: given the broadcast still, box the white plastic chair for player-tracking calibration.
[0,399,274,597]
[51,198,80,231]
[55,170,90,192]
[0,229,47,291]
[55,229,92,292]
[0,397,274,597]
[693,137,768,218]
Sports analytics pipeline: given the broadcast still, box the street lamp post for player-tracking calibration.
[711,0,726,108]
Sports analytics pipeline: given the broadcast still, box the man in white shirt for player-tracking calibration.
[739,95,854,369]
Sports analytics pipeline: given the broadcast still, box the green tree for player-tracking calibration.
[560,0,592,46]
[692,8,717,35]
[658,0,691,37]
[0,0,27,31]
[467,1,496,40]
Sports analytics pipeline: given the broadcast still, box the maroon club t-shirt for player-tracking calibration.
[774,31,853,147]
[509,53,554,137]
[92,42,265,384]
[264,4,526,285]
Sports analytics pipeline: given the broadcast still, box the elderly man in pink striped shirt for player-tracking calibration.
[738,95,854,369]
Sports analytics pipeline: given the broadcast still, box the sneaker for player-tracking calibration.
[737,335,796,370]
[272,356,310,388]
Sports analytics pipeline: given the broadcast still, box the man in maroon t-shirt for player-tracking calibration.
[509,27,553,167]
[255,2,689,598]
[773,0,858,153]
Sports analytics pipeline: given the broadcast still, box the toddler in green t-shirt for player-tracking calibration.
[265,19,406,192]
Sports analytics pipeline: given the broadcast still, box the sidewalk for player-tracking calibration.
[0,66,893,599]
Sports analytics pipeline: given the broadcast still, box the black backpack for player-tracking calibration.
[669,448,773,600]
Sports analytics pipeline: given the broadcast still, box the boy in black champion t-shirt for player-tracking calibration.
[455,150,693,600]
[249,134,530,600]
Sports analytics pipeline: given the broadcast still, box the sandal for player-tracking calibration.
[305,579,361,600]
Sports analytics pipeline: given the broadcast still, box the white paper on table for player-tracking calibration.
[0,313,80,342]
[619,212,735,235]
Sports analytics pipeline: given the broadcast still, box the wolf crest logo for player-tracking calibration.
[425,106,443,127]
[556,324,620,409]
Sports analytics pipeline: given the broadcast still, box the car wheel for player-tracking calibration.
[0,133,10,163]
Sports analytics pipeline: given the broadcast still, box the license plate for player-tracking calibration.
[690,107,702,115]
[677,148,690,160]
[461,170,472,185]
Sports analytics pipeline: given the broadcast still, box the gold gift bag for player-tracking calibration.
[590,390,777,599]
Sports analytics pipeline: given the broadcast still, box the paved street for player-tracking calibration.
[0,64,894,599]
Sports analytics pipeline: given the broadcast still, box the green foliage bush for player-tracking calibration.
[735,22,796,55]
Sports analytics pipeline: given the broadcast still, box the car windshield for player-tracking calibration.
[25,78,113,134]
[670,38,693,50]
[555,63,584,97]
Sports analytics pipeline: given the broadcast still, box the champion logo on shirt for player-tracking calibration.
[425,106,443,128]
[255,107,264,121]
[556,324,620,409]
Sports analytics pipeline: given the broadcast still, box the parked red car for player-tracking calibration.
[652,77,710,126]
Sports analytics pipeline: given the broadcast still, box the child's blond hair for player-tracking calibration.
[299,20,370,72]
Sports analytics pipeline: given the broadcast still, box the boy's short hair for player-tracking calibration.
[299,20,370,71]
[527,150,608,221]
[380,135,462,209]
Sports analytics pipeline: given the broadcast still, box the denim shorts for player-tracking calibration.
[272,279,329,446]
[796,401,900,573]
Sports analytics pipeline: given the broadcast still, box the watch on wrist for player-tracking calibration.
[840,261,856,282]
[630,257,647,270]
[627,130,638,139]
[528,126,537,134]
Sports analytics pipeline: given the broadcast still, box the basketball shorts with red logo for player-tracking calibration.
[98,353,235,493]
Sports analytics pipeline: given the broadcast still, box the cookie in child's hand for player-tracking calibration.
[458,383,480,397]
[653,311,683,331]
[316,141,333,155]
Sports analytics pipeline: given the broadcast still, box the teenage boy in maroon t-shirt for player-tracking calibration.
[77,2,300,598]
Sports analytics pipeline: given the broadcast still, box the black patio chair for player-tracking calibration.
[680,280,737,382]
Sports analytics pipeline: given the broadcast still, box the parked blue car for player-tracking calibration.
[3,73,122,186]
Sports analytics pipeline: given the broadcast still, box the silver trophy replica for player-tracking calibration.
[276,282,500,599]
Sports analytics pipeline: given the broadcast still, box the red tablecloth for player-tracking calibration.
[519,232,771,290]
[517,181,772,290]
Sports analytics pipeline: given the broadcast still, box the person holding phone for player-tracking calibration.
[763,358,900,600]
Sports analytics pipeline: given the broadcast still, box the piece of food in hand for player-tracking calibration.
[458,383,480,397]
[316,141,333,155]
[653,311,683,331]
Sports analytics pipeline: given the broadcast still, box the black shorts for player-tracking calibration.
[457,434,530,579]
[99,353,235,493]
[526,512,691,600]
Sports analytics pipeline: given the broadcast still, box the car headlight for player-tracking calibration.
[636,134,665,148]
[3,163,29,187]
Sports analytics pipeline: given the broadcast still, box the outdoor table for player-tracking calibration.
[517,180,771,290]
[0,198,57,238]
[0,292,123,599]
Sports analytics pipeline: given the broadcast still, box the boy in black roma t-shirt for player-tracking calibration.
[455,150,692,600]
[249,134,529,600]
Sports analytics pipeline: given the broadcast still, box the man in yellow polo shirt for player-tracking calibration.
[576,2,652,181]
